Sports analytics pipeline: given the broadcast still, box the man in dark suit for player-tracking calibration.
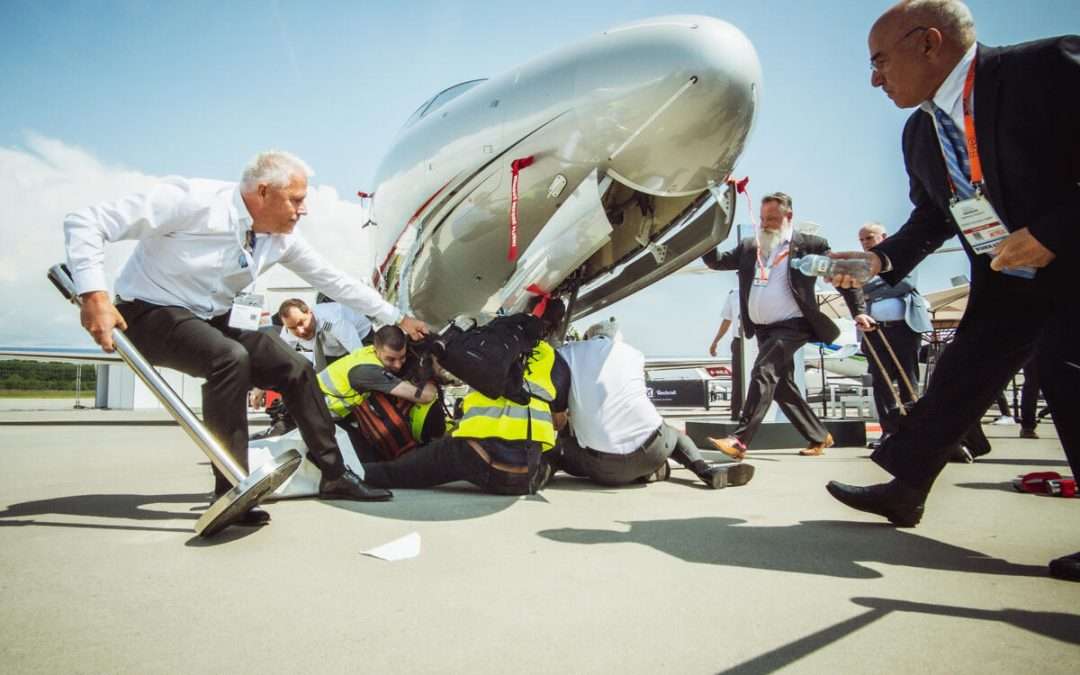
[701,192,869,459]
[824,0,1080,581]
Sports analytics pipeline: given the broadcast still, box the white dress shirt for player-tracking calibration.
[65,177,402,324]
[920,43,978,139]
[558,336,662,455]
[720,288,742,337]
[281,302,372,357]
[747,238,803,326]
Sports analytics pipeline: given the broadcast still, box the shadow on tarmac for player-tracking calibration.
[537,517,1046,579]
[719,597,1079,674]
[0,492,206,533]
[326,484,519,521]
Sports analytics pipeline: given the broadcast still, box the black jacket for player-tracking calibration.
[874,37,1080,323]
[703,232,865,344]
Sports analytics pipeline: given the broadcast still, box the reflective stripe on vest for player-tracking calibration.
[318,345,384,417]
[453,341,558,450]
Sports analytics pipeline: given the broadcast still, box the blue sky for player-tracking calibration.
[3,1,1077,355]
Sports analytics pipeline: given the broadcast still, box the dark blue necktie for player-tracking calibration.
[931,104,975,199]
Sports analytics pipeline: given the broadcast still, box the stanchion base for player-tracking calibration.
[195,449,303,537]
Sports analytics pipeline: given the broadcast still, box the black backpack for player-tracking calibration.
[430,314,545,405]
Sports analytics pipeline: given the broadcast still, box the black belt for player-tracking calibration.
[872,320,908,328]
[585,425,662,458]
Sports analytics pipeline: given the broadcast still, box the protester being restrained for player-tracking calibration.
[318,325,443,462]
[362,298,571,495]
[550,320,754,489]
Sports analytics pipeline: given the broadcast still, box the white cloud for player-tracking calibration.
[0,134,374,348]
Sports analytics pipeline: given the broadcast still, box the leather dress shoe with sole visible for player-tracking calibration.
[1049,552,1080,582]
[706,436,747,461]
[319,468,393,501]
[800,433,834,456]
[637,461,671,484]
[698,463,755,489]
[825,479,926,527]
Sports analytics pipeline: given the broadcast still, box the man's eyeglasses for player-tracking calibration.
[870,26,928,73]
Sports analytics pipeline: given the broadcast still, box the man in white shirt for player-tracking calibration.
[279,298,372,370]
[708,288,744,420]
[551,321,754,489]
[66,150,427,520]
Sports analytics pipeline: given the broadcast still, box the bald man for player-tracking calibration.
[824,1,1080,581]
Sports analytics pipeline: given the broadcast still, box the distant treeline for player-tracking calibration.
[0,360,97,391]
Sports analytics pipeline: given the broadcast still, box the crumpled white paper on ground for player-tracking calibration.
[363,532,421,561]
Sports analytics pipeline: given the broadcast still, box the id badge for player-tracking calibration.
[752,267,770,287]
[228,293,264,331]
[949,195,1035,279]
[950,195,1009,255]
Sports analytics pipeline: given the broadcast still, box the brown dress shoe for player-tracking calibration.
[800,432,834,456]
[706,436,747,460]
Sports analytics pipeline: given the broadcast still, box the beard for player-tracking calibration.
[757,227,784,258]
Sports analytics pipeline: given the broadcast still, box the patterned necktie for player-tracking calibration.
[931,104,975,199]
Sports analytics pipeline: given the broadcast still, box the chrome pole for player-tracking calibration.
[48,264,244,484]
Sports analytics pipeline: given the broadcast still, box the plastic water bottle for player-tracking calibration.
[792,254,874,283]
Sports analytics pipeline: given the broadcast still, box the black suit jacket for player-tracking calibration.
[703,233,865,344]
[874,37,1080,322]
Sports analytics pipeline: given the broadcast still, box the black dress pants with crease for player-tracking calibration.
[118,300,346,494]
[734,318,828,446]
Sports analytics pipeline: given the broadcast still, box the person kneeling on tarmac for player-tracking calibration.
[548,320,754,490]
[362,298,571,495]
[318,325,444,462]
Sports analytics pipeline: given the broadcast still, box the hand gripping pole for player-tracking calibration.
[48,264,301,536]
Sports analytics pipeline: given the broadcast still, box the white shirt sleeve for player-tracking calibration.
[720,289,739,322]
[327,304,371,353]
[279,235,403,326]
[63,178,192,295]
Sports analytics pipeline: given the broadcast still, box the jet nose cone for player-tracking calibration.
[586,17,761,196]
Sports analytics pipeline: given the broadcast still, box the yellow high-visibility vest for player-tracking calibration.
[453,341,558,451]
[318,345,383,418]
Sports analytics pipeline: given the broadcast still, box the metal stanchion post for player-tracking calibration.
[47,264,301,536]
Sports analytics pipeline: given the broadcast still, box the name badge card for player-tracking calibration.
[950,195,1009,255]
[228,293,265,331]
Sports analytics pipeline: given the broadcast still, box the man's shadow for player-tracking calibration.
[0,492,205,534]
[324,483,520,522]
[721,597,1079,674]
[538,517,1045,578]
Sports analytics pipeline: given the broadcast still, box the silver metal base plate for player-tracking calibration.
[194,449,303,537]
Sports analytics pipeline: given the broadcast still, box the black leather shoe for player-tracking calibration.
[319,468,393,501]
[948,443,974,463]
[698,463,755,489]
[1049,552,1080,582]
[825,479,926,527]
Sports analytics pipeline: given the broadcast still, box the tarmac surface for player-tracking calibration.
[0,408,1077,673]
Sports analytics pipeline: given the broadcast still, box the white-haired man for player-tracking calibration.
[550,320,754,489]
[66,150,427,522]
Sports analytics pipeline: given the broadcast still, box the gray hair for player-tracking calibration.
[860,221,887,236]
[901,0,976,48]
[585,319,619,340]
[240,150,314,192]
[761,191,793,215]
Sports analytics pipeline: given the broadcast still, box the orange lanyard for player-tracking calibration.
[960,59,983,186]
[755,246,790,281]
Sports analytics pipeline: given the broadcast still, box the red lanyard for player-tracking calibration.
[755,245,789,281]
